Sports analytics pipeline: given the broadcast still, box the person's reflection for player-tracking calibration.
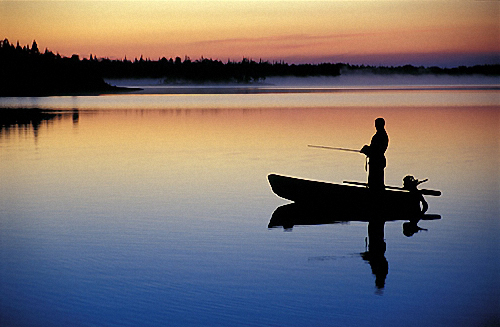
[361,218,388,292]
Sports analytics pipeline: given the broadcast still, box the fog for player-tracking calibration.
[264,74,499,88]
[105,73,499,91]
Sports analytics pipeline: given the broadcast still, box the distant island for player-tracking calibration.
[1,38,499,96]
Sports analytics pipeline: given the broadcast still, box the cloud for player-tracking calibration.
[188,32,378,47]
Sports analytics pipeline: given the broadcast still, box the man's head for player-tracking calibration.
[375,118,385,130]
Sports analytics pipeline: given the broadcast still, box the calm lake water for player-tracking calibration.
[1,79,499,327]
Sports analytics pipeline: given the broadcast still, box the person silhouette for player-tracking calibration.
[361,118,389,190]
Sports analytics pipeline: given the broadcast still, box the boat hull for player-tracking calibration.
[267,174,422,218]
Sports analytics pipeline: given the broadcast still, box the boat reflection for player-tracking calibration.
[269,203,441,292]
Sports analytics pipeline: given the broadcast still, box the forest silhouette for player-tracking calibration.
[0,39,124,96]
[1,38,499,96]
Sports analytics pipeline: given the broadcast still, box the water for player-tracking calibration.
[1,81,499,327]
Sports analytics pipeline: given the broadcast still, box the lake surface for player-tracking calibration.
[1,80,499,327]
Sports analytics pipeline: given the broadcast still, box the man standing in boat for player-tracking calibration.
[360,118,389,190]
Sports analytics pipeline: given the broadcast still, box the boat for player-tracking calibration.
[267,173,441,219]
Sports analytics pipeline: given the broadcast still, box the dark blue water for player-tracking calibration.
[0,88,498,327]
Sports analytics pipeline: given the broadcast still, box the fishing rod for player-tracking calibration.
[308,144,361,153]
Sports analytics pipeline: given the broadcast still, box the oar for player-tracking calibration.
[343,181,441,196]
[308,145,360,153]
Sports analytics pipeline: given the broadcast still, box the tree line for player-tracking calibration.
[0,39,119,96]
[97,56,342,83]
[1,38,498,96]
[338,63,499,76]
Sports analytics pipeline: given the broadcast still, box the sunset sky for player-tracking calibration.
[1,1,499,67]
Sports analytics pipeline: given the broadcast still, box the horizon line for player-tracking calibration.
[5,38,500,69]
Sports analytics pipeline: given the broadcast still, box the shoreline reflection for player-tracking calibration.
[0,108,79,141]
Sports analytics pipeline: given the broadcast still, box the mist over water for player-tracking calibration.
[105,74,500,89]
[265,74,500,88]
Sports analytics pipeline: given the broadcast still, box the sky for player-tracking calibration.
[1,1,499,67]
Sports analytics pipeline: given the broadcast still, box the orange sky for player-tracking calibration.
[1,1,499,66]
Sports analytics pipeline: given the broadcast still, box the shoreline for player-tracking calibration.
[1,84,498,98]
[0,86,143,97]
